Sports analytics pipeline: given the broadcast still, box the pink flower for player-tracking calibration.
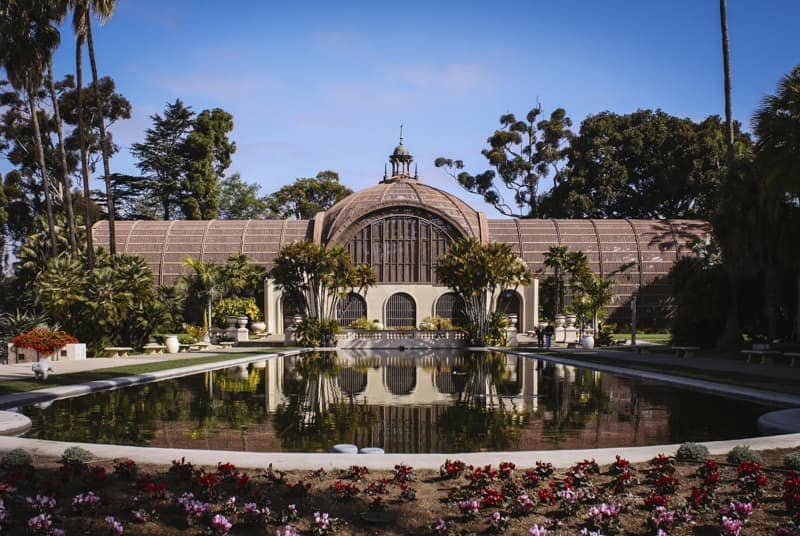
[275,525,300,536]
[314,511,331,529]
[721,516,743,536]
[211,514,232,535]
[105,516,124,535]
[529,524,548,536]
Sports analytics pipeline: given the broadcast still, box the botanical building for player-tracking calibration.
[94,140,709,334]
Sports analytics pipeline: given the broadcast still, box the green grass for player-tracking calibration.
[611,332,671,345]
[0,351,286,395]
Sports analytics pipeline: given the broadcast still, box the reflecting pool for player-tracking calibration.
[20,350,772,453]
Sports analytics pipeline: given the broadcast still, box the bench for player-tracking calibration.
[178,343,193,352]
[783,352,800,367]
[673,346,700,358]
[219,341,235,349]
[104,347,133,358]
[740,349,781,365]
[194,341,210,351]
[142,343,166,355]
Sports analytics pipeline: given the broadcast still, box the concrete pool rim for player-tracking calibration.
[0,347,797,469]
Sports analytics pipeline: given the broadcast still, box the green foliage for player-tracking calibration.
[675,442,710,461]
[212,297,261,328]
[784,450,800,471]
[33,252,170,353]
[129,99,194,220]
[726,445,763,465]
[180,257,222,331]
[436,107,572,218]
[294,316,339,347]
[419,316,453,330]
[180,108,236,219]
[270,241,375,325]
[669,256,729,346]
[177,333,195,345]
[184,325,206,341]
[266,171,352,219]
[219,173,271,219]
[1,448,33,469]
[60,445,93,467]
[349,317,379,330]
[436,239,531,345]
[541,110,751,219]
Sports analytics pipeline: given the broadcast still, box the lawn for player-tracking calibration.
[610,332,672,345]
[0,351,287,395]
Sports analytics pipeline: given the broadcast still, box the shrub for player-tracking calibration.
[1,448,33,469]
[419,316,453,330]
[676,442,710,461]
[213,297,262,328]
[295,317,339,346]
[185,324,206,341]
[60,446,93,468]
[726,445,763,465]
[178,334,196,345]
[349,317,378,330]
[784,450,800,471]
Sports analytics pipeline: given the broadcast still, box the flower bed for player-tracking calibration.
[0,448,798,534]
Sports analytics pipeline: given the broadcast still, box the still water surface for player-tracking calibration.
[21,350,771,453]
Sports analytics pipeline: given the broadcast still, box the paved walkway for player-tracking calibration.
[541,344,800,383]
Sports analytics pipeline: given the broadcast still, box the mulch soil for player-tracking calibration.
[1,447,799,535]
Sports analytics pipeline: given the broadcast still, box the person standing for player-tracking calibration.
[536,326,544,350]
[544,323,554,349]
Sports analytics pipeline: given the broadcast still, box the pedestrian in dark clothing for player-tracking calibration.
[536,326,544,350]
[544,324,554,349]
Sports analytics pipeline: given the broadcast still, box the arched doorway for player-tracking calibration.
[385,293,416,328]
[435,292,466,327]
[497,290,522,330]
[336,292,367,327]
[281,290,305,329]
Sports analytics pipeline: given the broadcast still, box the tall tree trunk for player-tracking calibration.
[47,60,78,258]
[28,90,58,258]
[76,39,95,268]
[85,15,116,254]
[717,0,740,349]
[720,0,735,166]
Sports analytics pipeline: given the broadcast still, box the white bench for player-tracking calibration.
[740,349,781,364]
[219,341,235,349]
[194,341,210,351]
[104,347,133,358]
[32,360,53,380]
[142,343,166,355]
[673,346,700,358]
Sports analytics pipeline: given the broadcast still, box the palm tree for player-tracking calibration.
[182,258,223,337]
[0,0,61,257]
[543,245,569,316]
[76,0,117,254]
[719,0,735,166]
[71,0,95,267]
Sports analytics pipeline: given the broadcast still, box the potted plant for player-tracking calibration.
[12,328,78,361]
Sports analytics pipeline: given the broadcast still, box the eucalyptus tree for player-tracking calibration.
[435,107,572,218]
[0,0,61,257]
[74,0,118,253]
[436,239,531,345]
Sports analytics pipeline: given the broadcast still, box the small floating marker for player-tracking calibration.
[331,443,358,454]
[358,447,385,454]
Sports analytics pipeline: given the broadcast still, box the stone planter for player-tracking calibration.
[237,316,248,329]
[580,334,595,349]
[226,316,238,329]
[565,314,577,327]
[251,321,266,334]
[165,335,180,354]
[554,314,566,328]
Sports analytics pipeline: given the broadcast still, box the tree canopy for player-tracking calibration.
[266,171,352,219]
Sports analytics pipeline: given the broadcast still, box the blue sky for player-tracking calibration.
[36,0,800,217]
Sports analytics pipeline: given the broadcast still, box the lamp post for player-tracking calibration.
[631,295,637,347]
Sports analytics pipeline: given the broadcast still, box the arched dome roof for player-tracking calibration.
[320,177,483,245]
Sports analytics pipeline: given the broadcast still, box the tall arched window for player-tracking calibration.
[497,290,522,330]
[346,210,459,283]
[435,292,466,327]
[336,293,367,327]
[386,293,416,328]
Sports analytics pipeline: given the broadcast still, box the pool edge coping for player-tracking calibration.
[0,347,796,469]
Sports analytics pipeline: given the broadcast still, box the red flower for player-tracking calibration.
[12,328,77,355]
